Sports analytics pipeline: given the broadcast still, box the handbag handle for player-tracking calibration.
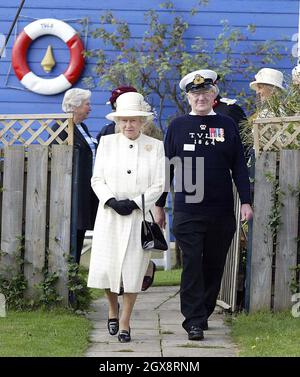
[141,194,155,224]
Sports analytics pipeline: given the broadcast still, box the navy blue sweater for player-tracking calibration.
[156,114,251,215]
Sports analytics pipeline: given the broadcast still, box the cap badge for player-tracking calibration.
[193,74,205,85]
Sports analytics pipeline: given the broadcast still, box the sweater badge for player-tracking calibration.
[144,144,153,152]
[200,124,207,130]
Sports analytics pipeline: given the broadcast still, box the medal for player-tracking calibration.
[219,128,225,142]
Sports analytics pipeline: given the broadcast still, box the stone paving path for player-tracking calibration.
[85,286,237,357]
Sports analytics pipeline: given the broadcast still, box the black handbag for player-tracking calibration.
[141,194,168,251]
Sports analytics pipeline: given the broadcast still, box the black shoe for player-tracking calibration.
[142,261,156,291]
[107,318,119,335]
[188,326,204,341]
[107,303,120,335]
[118,328,131,343]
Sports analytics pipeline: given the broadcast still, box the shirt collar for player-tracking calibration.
[189,109,216,116]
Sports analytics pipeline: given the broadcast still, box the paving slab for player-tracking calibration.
[85,286,238,357]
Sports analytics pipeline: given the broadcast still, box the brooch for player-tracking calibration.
[193,74,204,85]
[144,144,153,152]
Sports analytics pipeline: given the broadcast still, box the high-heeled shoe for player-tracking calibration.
[142,261,156,291]
[107,303,120,336]
[107,318,119,335]
[118,328,131,343]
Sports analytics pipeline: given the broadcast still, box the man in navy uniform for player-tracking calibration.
[155,70,253,340]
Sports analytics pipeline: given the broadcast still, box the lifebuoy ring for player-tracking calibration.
[12,18,85,95]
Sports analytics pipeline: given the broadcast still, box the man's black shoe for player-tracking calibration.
[188,326,204,341]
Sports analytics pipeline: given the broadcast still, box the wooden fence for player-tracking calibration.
[0,114,74,304]
[253,116,300,156]
[0,113,74,146]
[249,150,300,311]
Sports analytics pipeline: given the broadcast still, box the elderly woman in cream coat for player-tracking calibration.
[88,92,165,343]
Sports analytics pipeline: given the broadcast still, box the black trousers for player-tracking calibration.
[172,211,236,331]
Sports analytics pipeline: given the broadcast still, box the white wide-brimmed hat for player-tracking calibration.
[250,68,284,90]
[106,92,153,121]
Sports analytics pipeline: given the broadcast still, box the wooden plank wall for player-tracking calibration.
[249,150,300,312]
[0,145,73,304]
[0,0,298,136]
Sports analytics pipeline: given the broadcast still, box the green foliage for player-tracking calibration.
[0,241,94,312]
[0,238,27,310]
[85,1,286,130]
[68,258,93,312]
[35,271,63,308]
[289,264,300,294]
[240,78,300,149]
[264,172,285,239]
[0,272,27,311]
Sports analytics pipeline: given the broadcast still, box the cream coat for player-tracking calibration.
[87,132,165,293]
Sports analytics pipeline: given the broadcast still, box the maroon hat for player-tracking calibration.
[107,86,137,107]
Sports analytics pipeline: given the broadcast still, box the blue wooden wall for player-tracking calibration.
[0,0,299,136]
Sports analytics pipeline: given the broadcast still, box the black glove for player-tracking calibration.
[106,198,138,216]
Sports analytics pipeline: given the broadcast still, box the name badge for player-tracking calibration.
[183,144,195,151]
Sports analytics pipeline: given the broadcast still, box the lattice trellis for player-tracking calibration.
[0,114,74,147]
[253,115,300,156]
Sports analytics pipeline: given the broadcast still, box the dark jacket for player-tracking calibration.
[214,95,247,132]
[96,122,115,143]
[52,122,98,230]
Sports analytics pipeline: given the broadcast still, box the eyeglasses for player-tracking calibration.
[188,89,212,97]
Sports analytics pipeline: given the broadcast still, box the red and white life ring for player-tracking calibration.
[12,18,85,95]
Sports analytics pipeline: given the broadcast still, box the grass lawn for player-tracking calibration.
[0,309,92,357]
[229,311,300,357]
[0,267,180,357]
[153,268,182,286]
